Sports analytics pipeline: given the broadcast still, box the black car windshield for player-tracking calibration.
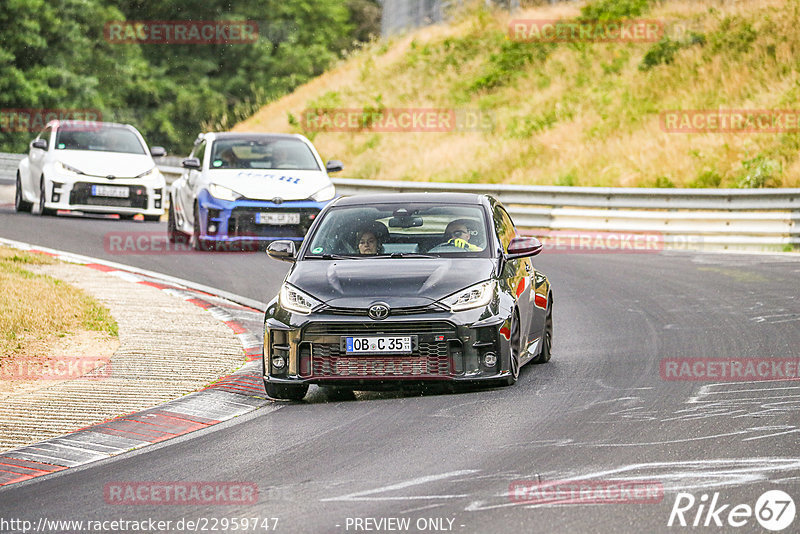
[210,137,320,170]
[54,125,146,154]
[304,203,492,258]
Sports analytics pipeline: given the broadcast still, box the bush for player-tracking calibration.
[639,38,682,70]
[580,0,652,21]
[689,170,723,188]
[709,16,757,55]
[653,175,676,188]
[737,155,782,188]
[470,39,551,91]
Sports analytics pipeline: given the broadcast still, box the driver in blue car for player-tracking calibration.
[444,219,481,251]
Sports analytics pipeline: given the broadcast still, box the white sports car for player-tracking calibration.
[15,120,166,220]
[168,132,341,251]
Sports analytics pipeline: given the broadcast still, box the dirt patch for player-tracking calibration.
[0,331,119,400]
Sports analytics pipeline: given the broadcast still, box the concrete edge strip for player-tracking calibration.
[0,239,271,488]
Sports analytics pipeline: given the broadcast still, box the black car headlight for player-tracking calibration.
[441,280,496,312]
[279,283,322,315]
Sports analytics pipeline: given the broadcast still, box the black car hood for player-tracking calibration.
[288,258,496,308]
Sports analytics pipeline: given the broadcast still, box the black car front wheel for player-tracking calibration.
[504,310,521,386]
[264,381,309,401]
[532,300,553,364]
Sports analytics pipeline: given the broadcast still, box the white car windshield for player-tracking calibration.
[305,203,491,258]
[210,138,320,171]
[55,125,146,154]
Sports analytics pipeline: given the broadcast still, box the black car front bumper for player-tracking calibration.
[263,309,514,389]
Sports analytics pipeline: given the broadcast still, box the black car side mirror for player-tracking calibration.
[505,236,543,260]
[150,146,167,157]
[32,139,48,150]
[182,157,201,170]
[267,240,297,262]
[325,160,343,173]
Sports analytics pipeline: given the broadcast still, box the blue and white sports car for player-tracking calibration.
[168,132,341,250]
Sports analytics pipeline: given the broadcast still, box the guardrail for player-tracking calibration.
[331,178,800,250]
[2,152,797,250]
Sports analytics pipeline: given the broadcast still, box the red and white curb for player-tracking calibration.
[0,238,271,488]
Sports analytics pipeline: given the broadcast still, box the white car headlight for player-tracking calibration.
[135,167,160,179]
[56,161,84,175]
[207,183,242,202]
[442,281,496,312]
[279,283,322,315]
[310,184,335,202]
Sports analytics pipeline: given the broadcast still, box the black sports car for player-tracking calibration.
[262,193,553,400]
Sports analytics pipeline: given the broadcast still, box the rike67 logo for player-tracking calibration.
[668,490,795,531]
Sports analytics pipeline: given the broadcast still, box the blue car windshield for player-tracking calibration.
[305,203,492,258]
[210,138,320,171]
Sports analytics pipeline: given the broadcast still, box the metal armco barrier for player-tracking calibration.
[1,152,798,250]
[330,178,800,250]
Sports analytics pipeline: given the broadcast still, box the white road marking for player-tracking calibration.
[321,470,479,502]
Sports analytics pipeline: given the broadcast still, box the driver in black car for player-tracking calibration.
[444,219,481,251]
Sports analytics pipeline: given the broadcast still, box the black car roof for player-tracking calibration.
[332,192,490,206]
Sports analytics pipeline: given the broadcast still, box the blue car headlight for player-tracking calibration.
[207,183,242,202]
[310,184,335,202]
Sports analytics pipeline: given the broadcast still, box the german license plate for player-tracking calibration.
[91,185,128,198]
[256,212,299,225]
[344,336,413,354]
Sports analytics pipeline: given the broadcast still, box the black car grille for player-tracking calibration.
[69,182,147,209]
[311,344,451,377]
[301,321,456,378]
[228,207,319,238]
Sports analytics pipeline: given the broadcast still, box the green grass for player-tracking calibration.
[0,247,118,357]
[239,0,800,188]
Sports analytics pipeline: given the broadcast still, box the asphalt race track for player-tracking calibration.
[1,206,799,533]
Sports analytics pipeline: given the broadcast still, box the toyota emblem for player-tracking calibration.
[368,303,390,320]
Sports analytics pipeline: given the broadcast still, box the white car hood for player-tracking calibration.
[55,151,155,178]
[206,169,332,201]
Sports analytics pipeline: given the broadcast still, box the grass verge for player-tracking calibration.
[0,247,118,359]
[238,0,800,188]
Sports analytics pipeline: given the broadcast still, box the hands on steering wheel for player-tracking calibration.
[446,238,480,251]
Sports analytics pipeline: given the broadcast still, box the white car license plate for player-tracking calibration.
[256,212,300,225]
[344,336,413,354]
[92,185,129,198]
